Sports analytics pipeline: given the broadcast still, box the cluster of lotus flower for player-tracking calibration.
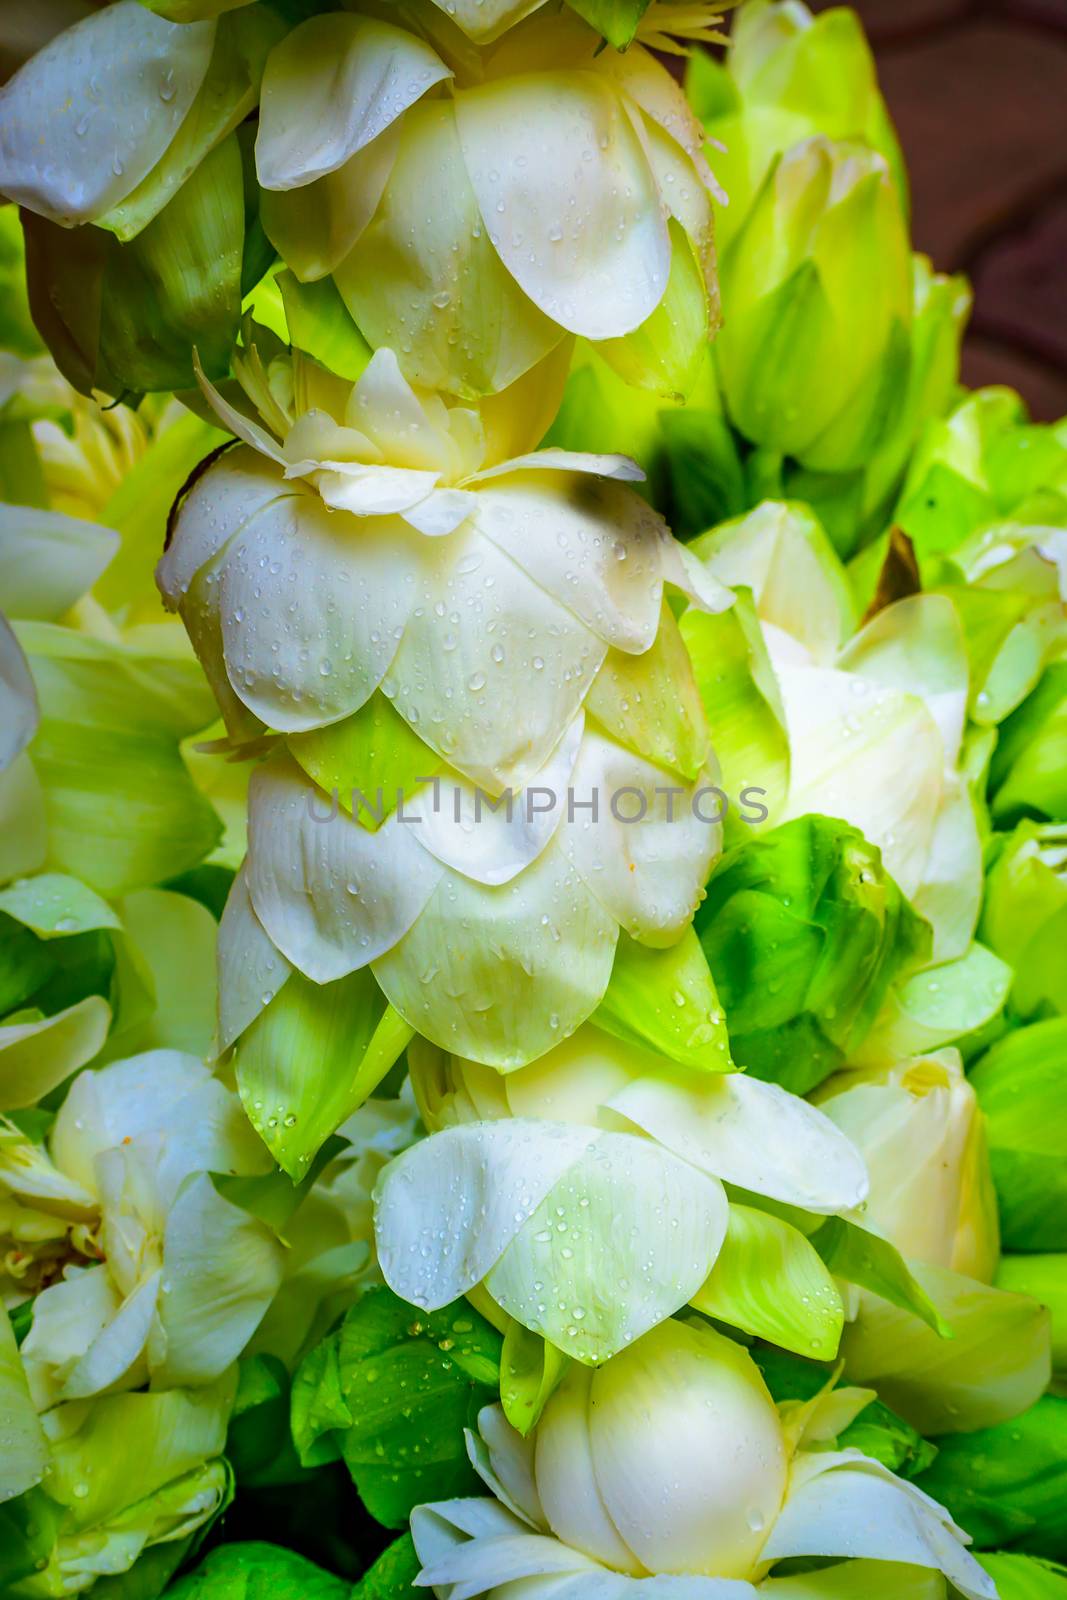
[0,1,1065,1598]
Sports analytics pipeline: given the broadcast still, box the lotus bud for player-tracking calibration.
[688,0,905,256]
[815,1049,1000,1283]
[412,1317,996,1598]
[695,814,931,1095]
[713,134,912,474]
[970,1019,1067,1252]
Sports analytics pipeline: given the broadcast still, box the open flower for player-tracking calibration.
[164,339,730,1077]
[373,1024,867,1363]
[18,1049,282,1410]
[411,1318,996,1599]
[256,2,723,396]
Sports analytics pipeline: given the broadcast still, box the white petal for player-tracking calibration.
[472,475,666,653]
[374,1118,593,1308]
[384,524,605,790]
[776,663,943,900]
[156,443,291,606]
[560,733,722,946]
[61,1269,161,1400]
[534,1366,641,1572]
[0,612,38,770]
[763,1462,996,1600]
[335,99,563,399]
[22,1267,119,1411]
[215,491,427,734]
[467,450,644,486]
[837,595,969,768]
[412,717,582,886]
[151,1171,284,1385]
[0,2,214,226]
[473,1403,545,1528]
[0,506,117,621]
[658,536,735,615]
[217,863,293,1051]
[261,122,400,282]
[606,1072,869,1213]
[487,1130,730,1363]
[373,835,618,1068]
[310,464,442,517]
[256,13,448,190]
[454,72,670,339]
[246,755,443,982]
[402,489,480,537]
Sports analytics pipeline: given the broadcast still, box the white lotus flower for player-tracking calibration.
[255,4,723,394]
[411,1318,997,1600]
[814,1049,1000,1283]
[688,502,983,964]
[164,340,730,1068]
[373,1026,867,1362]
[18,1049,283,1410]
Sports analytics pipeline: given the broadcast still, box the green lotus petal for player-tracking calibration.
[689,498,856,664]
[970,1018,1067,1251]
[681,591,789,838]
[23,133,245,397]
[591,927,733,1073]
[287,692,438,833]
[991,664,1067,825]
[812,1216,951,1338]
[0,1306,47,1505]
[0,874,120,939]
[14,621,220,897]
[485,1130,730,1364]
[914,1396,1067,1561]
[0,996,110,1110]
[586,601,710,784]
[691,1202,843,1358]
[500,1318,568,1437]
[98,10,285,242]
[596,221,709,400]
[277,271,372,384]
[842,1260,1051,1435]
[234,965,412,1178]
[855,942,1012,1066]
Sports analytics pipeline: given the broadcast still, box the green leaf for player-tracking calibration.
[811,1216,951,1337]
[592,928,733,1073]
[291,1288,501,1528]
[692,1204,844,1358]
[350,1534,421,1600]
[970,1018,1067,1251]
[500,1318,568,1436]
[234,968,413,1178]
[914,1396,1067,1560]
[976,1555,1067,1600]
[164,1541,350,1600]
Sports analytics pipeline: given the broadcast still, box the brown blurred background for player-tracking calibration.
[809,0,1067,420]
